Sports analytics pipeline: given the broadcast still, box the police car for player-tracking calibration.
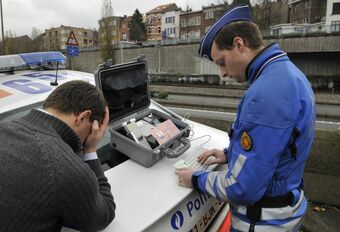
[0,52,231,232]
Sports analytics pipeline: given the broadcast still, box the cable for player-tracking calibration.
[190,134,211,147]
[182,112,195,138]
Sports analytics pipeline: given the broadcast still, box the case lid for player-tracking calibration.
[95,58,150,122]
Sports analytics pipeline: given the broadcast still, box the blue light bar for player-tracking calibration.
[19,52,66,65]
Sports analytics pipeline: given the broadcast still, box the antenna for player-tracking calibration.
[50,62,59,86]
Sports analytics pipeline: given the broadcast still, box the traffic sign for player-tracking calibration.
[66,45,79,57]
[66,31,79,46]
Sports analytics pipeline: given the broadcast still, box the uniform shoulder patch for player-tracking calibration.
[240,131,252,151]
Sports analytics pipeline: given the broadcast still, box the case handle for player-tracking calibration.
[164,138,190,159]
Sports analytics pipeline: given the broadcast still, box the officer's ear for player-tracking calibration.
[233,37,245,52]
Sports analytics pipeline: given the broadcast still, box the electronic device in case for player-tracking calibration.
[94,56,191,167]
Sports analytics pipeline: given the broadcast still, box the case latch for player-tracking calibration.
[98,59,113,69]
[135,54,146,62]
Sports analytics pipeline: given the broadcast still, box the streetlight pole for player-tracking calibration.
[0,0,5,54]
[120,42,123,63]
[158,45,161,74]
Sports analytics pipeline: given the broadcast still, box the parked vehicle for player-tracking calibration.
[0,52,231,232]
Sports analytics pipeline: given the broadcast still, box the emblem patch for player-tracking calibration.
[241,131,252,151]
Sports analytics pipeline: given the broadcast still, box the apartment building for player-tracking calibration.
[179,10,203,40]
[146,3,179,41]
[162,9,181,40]
[1,35,33,54]
[270,0,329,36]
[45,26,96,50]
[289,0,326,24]
[120,15,132,41]
[201,4,227,34]
[326,0,340,32]
[98,16,121,45]
[178,3,228,41]
[270,0,290,26]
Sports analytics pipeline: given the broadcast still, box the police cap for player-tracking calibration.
[198,5,252,61]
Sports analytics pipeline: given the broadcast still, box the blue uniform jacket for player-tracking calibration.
[194,43,316,231]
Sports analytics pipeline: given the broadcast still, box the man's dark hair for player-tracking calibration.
[43,80,107,123]
[215,21,264,50]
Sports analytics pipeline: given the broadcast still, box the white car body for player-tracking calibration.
[0,52,230,232]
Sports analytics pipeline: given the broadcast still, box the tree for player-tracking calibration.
[230,0,252,8]
[252,0,271,30]
[99,0,115,62]
[30,27,42,40]
[4,30,15,54]
[129,9,146,41]
[228,0,273,30]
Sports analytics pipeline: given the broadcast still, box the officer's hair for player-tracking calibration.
[215,21,264,50]
[43,80,107,123]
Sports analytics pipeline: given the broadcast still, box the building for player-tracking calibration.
[270,0,290,26]
[162,8,181,40]
[326,0,340,32]
[120,15,132,41]
[201,4,228,34]
[177,3,227,41]
[1,35,33,54]
[45,25,97,50]
[269,0,328,36]
[146,3,179,41]
[179,10,203,40]
[289,0,326,24]
[32,33,46,52]
[98,16,121,46]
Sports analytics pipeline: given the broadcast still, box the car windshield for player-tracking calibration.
[0,51,66,73]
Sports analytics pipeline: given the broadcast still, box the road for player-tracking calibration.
[166,94,340,120]
[166,107,340,131]
[151,84,340,130]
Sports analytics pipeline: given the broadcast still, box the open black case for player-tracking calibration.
[94,56,191,167]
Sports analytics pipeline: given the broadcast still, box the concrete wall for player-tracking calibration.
[67,35,340,76]
[266,36,340,53]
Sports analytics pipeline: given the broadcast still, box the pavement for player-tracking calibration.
[150,84,340,232]
[302,202,340,232]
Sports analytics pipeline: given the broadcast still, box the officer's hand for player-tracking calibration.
[197,148,226,165]
[83,107,109,153]
[175,168,196,188]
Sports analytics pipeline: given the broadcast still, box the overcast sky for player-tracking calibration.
[3,0,227,38]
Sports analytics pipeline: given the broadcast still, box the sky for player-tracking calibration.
[2,0,226,38]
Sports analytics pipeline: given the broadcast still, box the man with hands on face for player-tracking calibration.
[176,5,315,232]
[0,80,115,232]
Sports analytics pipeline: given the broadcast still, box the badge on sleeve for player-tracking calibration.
[241,131,252,151]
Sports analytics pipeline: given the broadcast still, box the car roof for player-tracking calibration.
[0,51,96,118]
[0,69,94,117]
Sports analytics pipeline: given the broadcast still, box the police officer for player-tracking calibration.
[176,5,316,232]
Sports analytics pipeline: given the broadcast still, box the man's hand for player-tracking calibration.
[175,168,196,188]
[197,148,226,165]
[83,107,109,153]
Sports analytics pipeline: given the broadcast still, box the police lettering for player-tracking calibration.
[186,192,210,217]
[22,73,66,81]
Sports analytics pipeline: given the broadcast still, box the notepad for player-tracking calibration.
[150,119,180,145]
